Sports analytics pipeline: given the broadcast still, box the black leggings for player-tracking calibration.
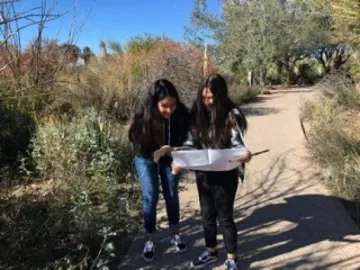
[196,169,238,254]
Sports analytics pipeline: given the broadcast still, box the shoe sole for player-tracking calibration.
[189,258,217,269]
[143,246,155,263]
[175,245,187,254]
[143,255,155,263]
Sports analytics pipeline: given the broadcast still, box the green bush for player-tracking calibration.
[266,63,283,85]
[32,109,138,229]
[297,62,321,85]
[301,79,360,223]
[0,109,141,269]
[229,85,261,105]
[302,98,360,199]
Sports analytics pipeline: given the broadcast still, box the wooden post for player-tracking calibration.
[203,43,208,77]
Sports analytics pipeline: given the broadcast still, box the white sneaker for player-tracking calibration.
[142,240,155,262]
[224,258,238,270]
[170,234,187,253]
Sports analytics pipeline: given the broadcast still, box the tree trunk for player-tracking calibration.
[277,61,283,79]
[259,68,267,87]
[285,64,297,85]
[284,56,298,85]
[247,71,253,88]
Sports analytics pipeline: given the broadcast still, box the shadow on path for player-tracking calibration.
[118,152,360,269]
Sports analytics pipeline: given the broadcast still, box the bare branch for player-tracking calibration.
[0,58,14,71]
[0,13,62,25]
[0,0,21,5]
[11,2,21,50]
[0,32,15,46]
[5,7,42,20]
[14,14,63,33]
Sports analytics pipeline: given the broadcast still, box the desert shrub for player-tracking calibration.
[32,109,136,216]
[318,73,360,109]
[0,109,141,269]
[229,84,261,105]
[301,75,360,224]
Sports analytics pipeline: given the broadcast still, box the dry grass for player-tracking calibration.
[51,41,208,120]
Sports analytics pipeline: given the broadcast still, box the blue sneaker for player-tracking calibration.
[190,250,218,269]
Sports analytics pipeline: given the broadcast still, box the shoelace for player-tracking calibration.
[224,259,237,270]
[144,241,154,252]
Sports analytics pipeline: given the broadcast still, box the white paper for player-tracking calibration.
[171,148,248,171]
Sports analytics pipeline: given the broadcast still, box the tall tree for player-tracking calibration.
[82,46,95,64]
[187,0,331,84]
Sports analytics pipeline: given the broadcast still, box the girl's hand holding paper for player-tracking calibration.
[153,145,173,163]
[237,150,252,163]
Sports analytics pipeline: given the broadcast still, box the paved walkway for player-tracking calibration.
[119,89,360,270]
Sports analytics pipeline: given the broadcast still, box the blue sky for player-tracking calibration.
[15,0,221,53]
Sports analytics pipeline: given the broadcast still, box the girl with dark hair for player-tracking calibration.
[129,79,189,262]
[183,74,251,270]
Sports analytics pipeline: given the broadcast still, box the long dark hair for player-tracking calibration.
[190,74,247,148]
[129,79,188,153]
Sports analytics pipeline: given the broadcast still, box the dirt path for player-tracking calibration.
[119,88,360,270]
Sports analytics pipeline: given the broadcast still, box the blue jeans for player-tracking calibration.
[134,156,180,234]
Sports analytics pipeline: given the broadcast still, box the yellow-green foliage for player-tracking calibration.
[314,0,360,81]
[332,0,360,48]
[332,0,360,81]
[126,34,166,54]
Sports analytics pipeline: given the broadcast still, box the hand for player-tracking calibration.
[237,150,252,163]
[153,145,173,163]
[171,163,181,175]
[161,145,173,154]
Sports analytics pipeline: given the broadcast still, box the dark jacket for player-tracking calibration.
[129,106,190,160]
